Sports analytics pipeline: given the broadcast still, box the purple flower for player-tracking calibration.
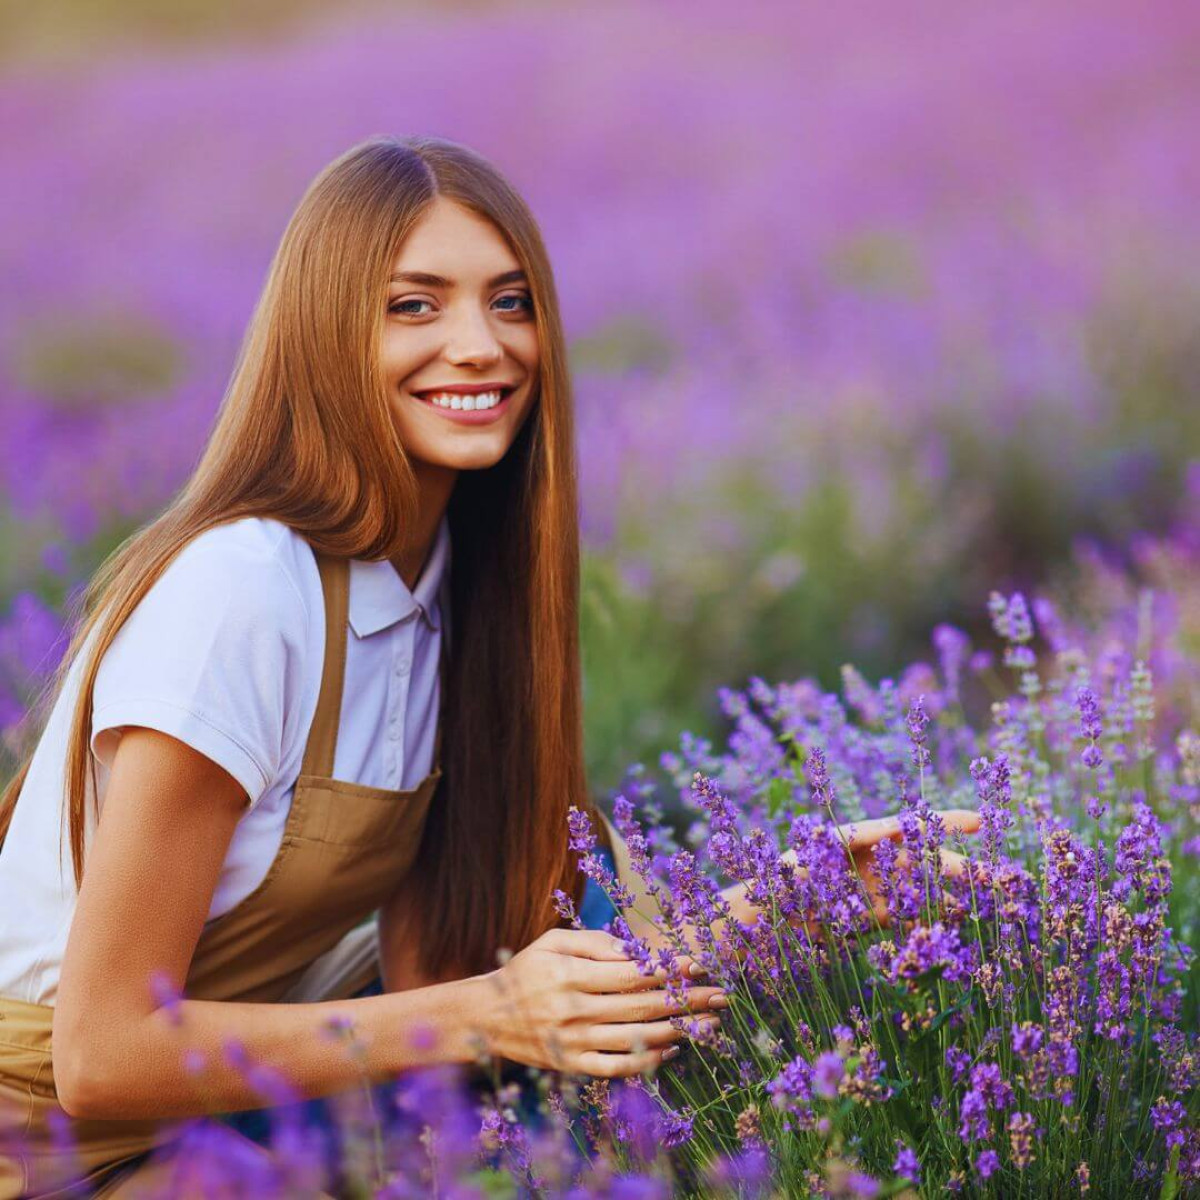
[969,649,995,674]
[1011,1022,1044,1059]
[812,1051,845,1099]
[845,1172,881,1198]
[1007,1111,1039,1169]
[976,1149,1001,1179]
[970,755,1013,863]
[1005,593,1034,643]
[906,695,931,770]
[567,805,597,854]
[1076,686,1104,769]
[805,745,833,807]
[767,1054,814,1123]
[945,1046,971,1085]
[552,888,582,928]
[610,914,655,976]
[989,591,1037,669]
[888,922,973,986]
[659,1108,695,1148]
[893,1141,921,1183]
[567,805,635,909]
[1151,1097,1187,1150]
[707,1144,772,1196]
[958,1063,1015,1142]
[1113,798,1171,904]
[932,623,971,704]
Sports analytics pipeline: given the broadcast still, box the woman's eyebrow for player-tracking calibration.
[389,269,527,288]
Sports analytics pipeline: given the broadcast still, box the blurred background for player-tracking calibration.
[1,0,1197,798]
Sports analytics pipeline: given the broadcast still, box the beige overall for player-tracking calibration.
[0,548,447,1198]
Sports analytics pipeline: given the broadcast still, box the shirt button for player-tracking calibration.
[395,656,411,676]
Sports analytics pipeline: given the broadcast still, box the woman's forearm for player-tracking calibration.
[55,973,493,1122]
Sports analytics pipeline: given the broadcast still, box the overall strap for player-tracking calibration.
[300,551,350,779]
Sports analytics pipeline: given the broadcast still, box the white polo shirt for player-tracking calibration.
[0,514,450,1006]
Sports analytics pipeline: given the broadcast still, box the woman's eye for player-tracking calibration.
[389,299,434,316]
[495,292,534,315]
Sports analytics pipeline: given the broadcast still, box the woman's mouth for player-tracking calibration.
[409,386,515,425]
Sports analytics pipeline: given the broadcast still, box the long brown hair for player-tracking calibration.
[0,135,597,981]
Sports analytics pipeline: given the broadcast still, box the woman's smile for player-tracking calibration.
[408,383,518,424]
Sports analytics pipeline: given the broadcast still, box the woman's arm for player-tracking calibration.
[54,729,723,1120]
[52,727,476,1120]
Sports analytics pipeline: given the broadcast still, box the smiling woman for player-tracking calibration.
[0,136,730,1197]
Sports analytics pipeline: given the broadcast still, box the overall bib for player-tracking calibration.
[0,547,446,1198]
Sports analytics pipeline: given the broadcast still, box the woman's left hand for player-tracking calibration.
[722,808,983,934]
[805,808,982,928]
[629,809,985,964]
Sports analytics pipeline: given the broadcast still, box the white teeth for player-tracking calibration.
[422,389,505,411]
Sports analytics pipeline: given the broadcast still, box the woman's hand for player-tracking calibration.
[812,807,983,927]
[476,928,726,1077]
[719,808,983,934]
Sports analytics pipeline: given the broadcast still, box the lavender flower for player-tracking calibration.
[906,695,931,771]
[892,1141,920,1183]
[811,1050,845,1099]
[976,1148,1001,1179]
[1076,686,1104,769]
[1150,1097,1188,1150]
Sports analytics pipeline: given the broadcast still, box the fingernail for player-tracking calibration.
[687,962,708,978]
[661,1045,681,1061]
[709,992,730,1009]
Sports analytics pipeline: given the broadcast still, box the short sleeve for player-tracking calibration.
[89,526,310,811]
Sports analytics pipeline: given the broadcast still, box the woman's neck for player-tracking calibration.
[390,462,456,591]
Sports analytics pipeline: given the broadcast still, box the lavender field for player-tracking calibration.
[1,0,1198,1193]
[2,0,1199,787]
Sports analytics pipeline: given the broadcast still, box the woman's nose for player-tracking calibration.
[442,305,503,367]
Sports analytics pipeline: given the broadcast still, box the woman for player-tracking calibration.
[0,136,978,1197]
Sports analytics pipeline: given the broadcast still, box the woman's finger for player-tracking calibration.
[538,928,629,961]
[670,954,709,980]
[583,985,728,1024]
[838,815,902,851]
[938,808,983,836]
[573,1047,674,1078]
[572,958,706,994]
[584,1016,718,1053]
[937,847,970,878]
[843,808,982,852]
[869,844,971,879]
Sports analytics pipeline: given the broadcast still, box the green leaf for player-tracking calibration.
[765,775,794,819]
[919,987,978,1040]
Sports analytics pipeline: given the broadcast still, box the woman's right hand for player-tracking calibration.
[477,928,727,1077]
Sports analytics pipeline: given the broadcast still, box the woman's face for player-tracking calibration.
[381,196,540,477]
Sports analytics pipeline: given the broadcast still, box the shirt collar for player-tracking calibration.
[348,514,451,638]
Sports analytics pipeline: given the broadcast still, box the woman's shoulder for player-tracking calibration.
[88,516,324,809]
[169,517,319,625]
